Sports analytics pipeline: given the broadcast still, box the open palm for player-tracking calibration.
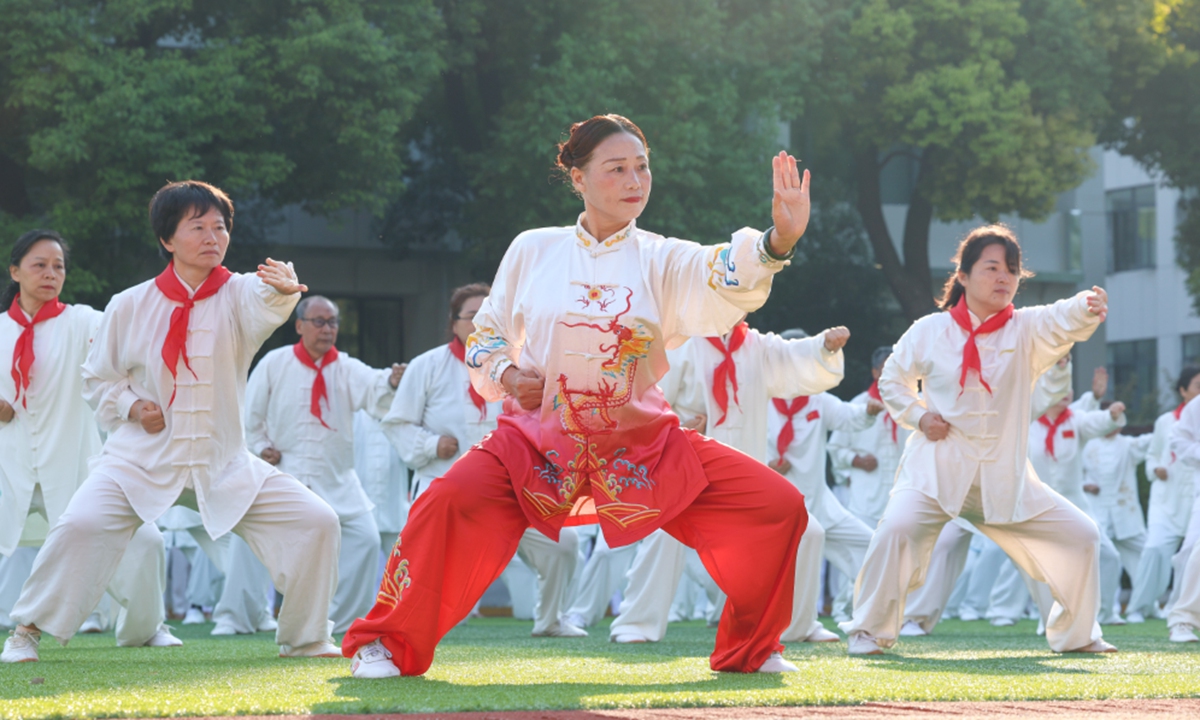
[771,152,811,252]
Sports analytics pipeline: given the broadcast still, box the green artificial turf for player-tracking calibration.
[1,618,1198,719]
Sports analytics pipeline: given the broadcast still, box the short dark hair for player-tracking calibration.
[556,115,650,188]
[2,229,69,310]
[148,180,234,260]
[448,282,491,340]
[871,346,893,371]
[937,224,1033,311]
[1178,365,1200,394]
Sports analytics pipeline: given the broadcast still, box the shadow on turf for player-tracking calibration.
[856,654,1110,675]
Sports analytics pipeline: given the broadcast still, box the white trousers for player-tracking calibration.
[903,522,973,630]
[844,486,1103,652]
[0,547,37,629]
[564,531,637,627]
[330,511,379,634]
[985,558,1034,621]
[782,513,872,642]
[1095,520,1144,622]
[1126,521,1184,617]
[210,533,274,634]
[10,475,168,646]
[1167,486,1200,627]
[505,527,579,634]
[961,536,1007,615]
[608,529,723,641]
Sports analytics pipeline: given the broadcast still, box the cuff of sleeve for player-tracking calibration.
[489,357,515,393]
[759,226,795,263]
[422,432,442,460]
[117,389,142,422]
[250,440,271,456]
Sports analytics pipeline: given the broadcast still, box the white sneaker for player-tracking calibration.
[1101,613,1126,626]
[1,628,40,663]
[847,632,883,655]
[1169,624,1200,643]
[350,639,400,678]
[564,613,588,630]
[611,631,649,643]
[79,614,106,634]
[182,608,206,625]
[280,639,341,658]
[1125,611,1145,624]
[958,607,981,622]
[804,626,841,642]
[989,617,1017,627]
[256,616,278,633]
[210,622,239,636]
[144,626,184,647]
[1037,618,1046,636]
[756,651,798,672]
[532,620,588,638]
[899,620,927,637]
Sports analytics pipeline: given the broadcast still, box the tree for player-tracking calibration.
[815,0,1126,320]
[0,0,443,300]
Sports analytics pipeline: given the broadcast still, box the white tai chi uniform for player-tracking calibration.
[9,271,340,652]
[1166,399,1200,629]
[609,329,843,642]
[384,340,580,635]
[1082,432,1149,622]
[564,527,638,627]
[1,302,170,646]
[770,392,874,641]
[1126,406,1194,618]
[843,292,1105,652]
[353,410,410,578]
[246,344,395,633]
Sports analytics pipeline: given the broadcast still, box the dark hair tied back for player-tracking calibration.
[937,224,1032,311]
[555,114,649,184]
[2,229,69,311]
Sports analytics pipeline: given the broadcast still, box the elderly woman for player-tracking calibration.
[344,114,845,678]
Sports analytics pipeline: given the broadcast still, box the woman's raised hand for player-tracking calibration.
[1086,286,1108,321]
[769,152,811,257]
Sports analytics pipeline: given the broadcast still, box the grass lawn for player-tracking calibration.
[1,618,1199,719]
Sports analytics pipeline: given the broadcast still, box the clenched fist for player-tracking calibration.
[130,400,166,434]
[502,366,545,411]
[823,326,850,352]
[919,412,950,441]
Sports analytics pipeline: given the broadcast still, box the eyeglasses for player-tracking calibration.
[300,317,339,328]
[455,312,477,322]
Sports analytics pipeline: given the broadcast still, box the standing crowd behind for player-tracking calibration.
[3,115,1200,679]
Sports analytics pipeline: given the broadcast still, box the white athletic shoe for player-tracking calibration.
[756,651,798,672]
[989,617,1017,627]
[79,614,106,634]
[847,632,884,655]
[804,626,841,643]
[1,628,40,663]
[1100,613,1126,626]
[350,639,400,679]
[144,626,184,647]
[532,620,588,638]
[1065,638,1117,653]
[899,620,927,637]
[182,608,206,625]
[611,631,650,643]
[564,613,588,630]
[957,607,981,622]
[1125,611,1145,624]
[210,622,239,636]
[256,616,279,633]
[1169,624,1200,643]
[279,640,341,658]
[1036,618,1046,636]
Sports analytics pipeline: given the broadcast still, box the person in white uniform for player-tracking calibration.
[842,224,1114,655]
[1081,419,1149,624]
[246,295,404,634]
[766,330,882,643]
[1125,366,1200,622]
[0,230,174,652]
[2,181,341,663]
[382,282,585,638]
[609,323,848,644]
[1165,393,1200,642]
[353,408,410,579]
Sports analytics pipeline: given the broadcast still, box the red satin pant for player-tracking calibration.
[342,426,807,674]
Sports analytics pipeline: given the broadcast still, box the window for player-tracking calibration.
[1107,185,1156,272]
[1108,339,1158,422]
[1184,333,1200,367]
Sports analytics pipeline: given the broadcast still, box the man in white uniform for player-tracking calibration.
[1166,392,1200,641]
[3,181,340,662]
[246,295,403,633]
[609,322,847,644]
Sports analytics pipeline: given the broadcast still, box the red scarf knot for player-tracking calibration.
[867,379,898,443]
[949,296,1014,395]
[154,262,232,406]
[7,296,67,408]
[772,396,810,464]
[449,337,487,420]
[293,341,339,429]
[1037,408,1073,460]
[706,322,749,427]
[1175,401,1186,421]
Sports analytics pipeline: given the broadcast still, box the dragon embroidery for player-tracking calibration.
[375,540,412,609]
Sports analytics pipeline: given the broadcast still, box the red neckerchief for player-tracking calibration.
[949,296,1014,394]
[292,341,339,429]
[1037,408,1073,460]
[867,380,898,444]
[706,322,749,427]
[772,396,810,463]
[449,336,487,420]
[1175,401,1186,421]
[7,296,67,408]
[155,262,232,406]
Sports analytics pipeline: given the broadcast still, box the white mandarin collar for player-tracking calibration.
[574,215,637,257]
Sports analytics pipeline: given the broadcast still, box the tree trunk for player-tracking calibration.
[854,148,939,321]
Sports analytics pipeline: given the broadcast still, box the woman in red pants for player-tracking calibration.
[344,114,845,678]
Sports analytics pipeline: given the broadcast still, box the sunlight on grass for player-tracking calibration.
[0,618,1198,718]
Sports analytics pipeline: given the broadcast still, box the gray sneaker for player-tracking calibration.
[1,628,40,663]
